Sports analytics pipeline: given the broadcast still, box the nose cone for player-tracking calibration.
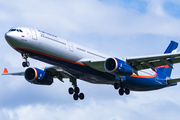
[5,32,20,48]
[5,32,13,41]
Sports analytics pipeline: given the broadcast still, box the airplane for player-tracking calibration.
[3,27,180,101]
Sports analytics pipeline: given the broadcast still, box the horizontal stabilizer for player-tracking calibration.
[167,78,180,84]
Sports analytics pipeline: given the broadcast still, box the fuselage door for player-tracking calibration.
[30,29,37,40]
[67,41,74,52]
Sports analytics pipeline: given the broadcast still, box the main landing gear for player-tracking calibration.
[114,82,130,96]
[21,52,30,67]
[68,77,84,101]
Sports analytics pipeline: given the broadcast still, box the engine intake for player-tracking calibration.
[104,57,133,76]
[25,67,53,85]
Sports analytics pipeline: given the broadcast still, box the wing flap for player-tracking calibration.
[44,66,73,82]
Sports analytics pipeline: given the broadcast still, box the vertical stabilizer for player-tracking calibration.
[156,41,178,77]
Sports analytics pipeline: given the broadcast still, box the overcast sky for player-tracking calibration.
[1,0,180,120]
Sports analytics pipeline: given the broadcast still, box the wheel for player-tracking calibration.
[73,93,78,100]
[22,62,27,67]
[74,87,80,93]
[79,93,84,100]
[119,88,124,96]
[114,83,120,89]
[26,61,30,67]
[68,87,74,95]
[125,88,130,95]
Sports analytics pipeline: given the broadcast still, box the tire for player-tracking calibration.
[125,88,130,95]
[79,93,84,100]
[26,61,30,67]
[114,83,119,89]
[74,87,80,94]
[73,93,78,100]
[68,87,74,95]
[22,62,27,67]
[119,88,124,96]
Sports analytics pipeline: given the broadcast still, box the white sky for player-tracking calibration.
[1,0,180,120]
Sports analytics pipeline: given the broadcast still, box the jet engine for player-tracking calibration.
[24,67,53,85]
[104,57,133,76]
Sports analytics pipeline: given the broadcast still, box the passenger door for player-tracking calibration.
[30,29,37,40]
[67,41,74,52]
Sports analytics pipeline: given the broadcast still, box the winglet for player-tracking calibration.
[3,68,8,73]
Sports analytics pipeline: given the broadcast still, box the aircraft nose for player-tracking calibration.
[5,32,20,48]
[5,32,14,42]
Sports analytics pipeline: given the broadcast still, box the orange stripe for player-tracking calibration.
[131,73,157,78]
[33,67,38,80]
[114,58,118,71]
[155,65,169,69]
[16,48,87,66]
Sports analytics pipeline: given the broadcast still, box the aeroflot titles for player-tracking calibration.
[38,29,106,59]
[38,30,66,45]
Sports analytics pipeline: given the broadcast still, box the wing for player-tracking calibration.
[81,52,180,74]
[2,68,24,76]
[2,66,74,82]
[167,78,180,84]
[126,52,180,71]
[80,59,106,72]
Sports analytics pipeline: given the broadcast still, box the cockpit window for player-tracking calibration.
[9,29,16,32]
[8,29,23,33]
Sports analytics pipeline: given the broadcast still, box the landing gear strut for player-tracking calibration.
[68,77,85,100]
[114,81,130,96]
[21,52,30,67]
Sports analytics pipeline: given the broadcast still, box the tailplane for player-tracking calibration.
[156,41,178,77]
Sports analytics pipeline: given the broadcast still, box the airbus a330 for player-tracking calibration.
[3,27,180,100]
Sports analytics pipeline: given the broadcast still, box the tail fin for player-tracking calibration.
[156,41,178,77]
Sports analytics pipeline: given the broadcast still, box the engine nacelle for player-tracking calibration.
[24,67,53,85]
[104,57,133,76]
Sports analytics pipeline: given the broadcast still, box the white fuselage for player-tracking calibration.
[6,27,110,64]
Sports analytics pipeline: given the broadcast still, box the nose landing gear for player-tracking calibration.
[21,52,30,67]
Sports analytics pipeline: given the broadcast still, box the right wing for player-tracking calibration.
[126,52,180,71]
[80,52,180,73]
[167,78,180,84]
